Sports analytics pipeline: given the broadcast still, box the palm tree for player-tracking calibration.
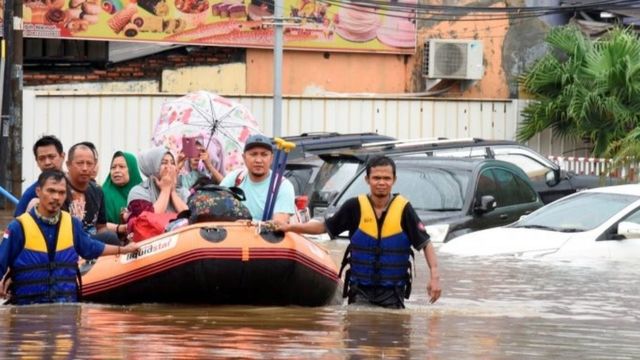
[518,25,640,159]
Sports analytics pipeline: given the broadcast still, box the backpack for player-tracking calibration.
[187,184,252,223]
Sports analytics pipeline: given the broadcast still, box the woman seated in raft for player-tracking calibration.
[102,151,143,240]
[127,146,190,220]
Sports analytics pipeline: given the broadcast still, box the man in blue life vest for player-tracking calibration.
[273,155,441,308]
[0,170,140,305]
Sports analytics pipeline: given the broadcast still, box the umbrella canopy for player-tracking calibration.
[152,91,263,174]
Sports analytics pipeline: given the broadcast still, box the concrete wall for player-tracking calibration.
[162,63,247,94]
[414,2,510,98]
[246,50,410,95]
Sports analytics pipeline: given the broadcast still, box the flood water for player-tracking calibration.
[1,240,639,359]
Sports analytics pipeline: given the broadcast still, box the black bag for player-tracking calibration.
[187,184,252,223]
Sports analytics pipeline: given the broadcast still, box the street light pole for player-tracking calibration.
[272,0,283,137]
[0,0,14,208]
[1,0,23,208]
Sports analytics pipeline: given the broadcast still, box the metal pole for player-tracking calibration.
[0,39,5,108]
[0,0,23,208]
[0,0,14,208]
[272,0,283,137]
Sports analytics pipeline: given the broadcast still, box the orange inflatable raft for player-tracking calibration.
[80,222,340,306]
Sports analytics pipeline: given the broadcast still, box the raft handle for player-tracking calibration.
[260,230,285,244]
[200,227,228,243]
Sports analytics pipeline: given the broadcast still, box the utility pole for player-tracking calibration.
[0,0,23,208]
[272,0,283,137]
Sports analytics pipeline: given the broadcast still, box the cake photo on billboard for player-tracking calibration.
[377,0,416,48]
[248,0,273,21]
[334,3,380,43]
[175,0,210,27]
[376,16,415,48]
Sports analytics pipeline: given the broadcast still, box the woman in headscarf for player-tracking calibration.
[127,146,189,216]
[102,151,143,238]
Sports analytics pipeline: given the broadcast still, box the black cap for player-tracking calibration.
[243,134,273,152]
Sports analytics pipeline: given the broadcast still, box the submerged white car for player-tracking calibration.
[440,184,640,260]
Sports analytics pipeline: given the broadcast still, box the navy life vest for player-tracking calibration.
[11,211,80,305]
[342,195,413,292]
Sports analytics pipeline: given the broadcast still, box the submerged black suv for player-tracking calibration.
[300,138,617,217]
[326,155,544,242]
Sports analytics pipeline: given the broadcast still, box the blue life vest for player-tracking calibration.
[346,195,412,289]
[12,212,79,305]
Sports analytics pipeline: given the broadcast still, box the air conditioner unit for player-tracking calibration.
[423,39,484,80]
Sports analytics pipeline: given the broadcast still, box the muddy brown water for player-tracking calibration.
[1,239,639,359]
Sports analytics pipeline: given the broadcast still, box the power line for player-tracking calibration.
[276,0,640,22]
[342,0,639,14]
[333,1,639,22]
[317,0,560,22]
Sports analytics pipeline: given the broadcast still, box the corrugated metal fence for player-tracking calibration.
[21,91,584,191]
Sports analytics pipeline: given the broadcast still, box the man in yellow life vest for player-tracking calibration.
[273,156,441,308]
[0,170,139,305]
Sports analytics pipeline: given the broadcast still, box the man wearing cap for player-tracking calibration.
[219,134,296,223]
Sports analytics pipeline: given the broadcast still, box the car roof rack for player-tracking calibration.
[353,137,486,155]
[283,132,340,140]
[360,137,449,148]
[283,132,396,160]
[317,137,521,161]
[283,132,386,141]
[362,137,481,149]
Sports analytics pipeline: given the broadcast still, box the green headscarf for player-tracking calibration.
[102,151,143,224]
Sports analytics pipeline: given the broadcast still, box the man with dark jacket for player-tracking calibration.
[64,142,119,245]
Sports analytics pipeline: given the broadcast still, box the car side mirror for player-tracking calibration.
[475,195,497,214]
[312,206,327,219]
[617,221,640,239]
[321,191,339,204]
[545,169,560,187]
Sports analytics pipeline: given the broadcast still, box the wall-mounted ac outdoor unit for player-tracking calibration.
[423,39,484,80]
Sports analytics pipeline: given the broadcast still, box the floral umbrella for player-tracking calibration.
[152,91,262,174]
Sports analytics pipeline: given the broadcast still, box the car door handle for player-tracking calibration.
[499,214,509,220]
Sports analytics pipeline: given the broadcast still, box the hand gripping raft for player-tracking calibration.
[262,138,296,221]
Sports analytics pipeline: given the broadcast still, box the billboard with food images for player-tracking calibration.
[0,0,417,53]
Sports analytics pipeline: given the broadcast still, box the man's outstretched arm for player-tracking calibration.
[275,219,327,235]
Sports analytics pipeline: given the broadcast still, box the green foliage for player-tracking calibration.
[518,25,640,161]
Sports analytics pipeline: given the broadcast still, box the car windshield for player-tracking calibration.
[312,160,362,194]
[337,165,470,211]
[513,192,640,232]
[284,167,316,195]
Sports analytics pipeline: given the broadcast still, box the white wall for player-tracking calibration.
[21,90,580,191]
